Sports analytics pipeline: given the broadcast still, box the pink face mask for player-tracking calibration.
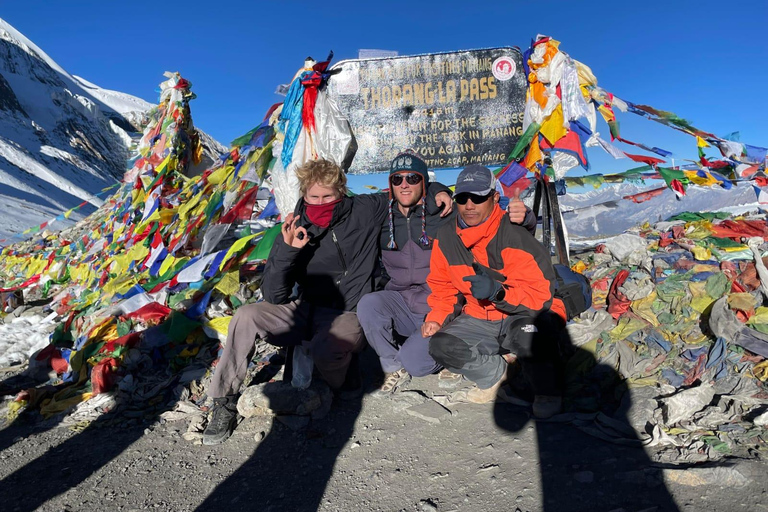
[305,198,341,228]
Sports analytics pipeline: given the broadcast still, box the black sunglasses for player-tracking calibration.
[454,192,493,205]
[391,173,423,186]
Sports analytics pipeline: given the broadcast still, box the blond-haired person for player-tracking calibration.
[203,159,451,445]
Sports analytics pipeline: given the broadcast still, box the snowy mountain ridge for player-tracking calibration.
[0,18,226,241]
[559,181,759,238]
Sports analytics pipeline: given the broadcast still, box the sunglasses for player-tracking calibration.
[454,192,493,205]
[391,173,423,186]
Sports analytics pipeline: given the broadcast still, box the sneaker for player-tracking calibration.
[533,395,562,419]
[466,370,508,404]
[373,368,410,397]
[202,397,238,446]
[437,369,462,389]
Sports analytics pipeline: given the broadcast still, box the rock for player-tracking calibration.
[615,385,658,436]
[664,465,751,487]
[574,471,594,483]
[405,400,452,424]
[388,390,428,412]
[753,409,768,426]
[419,499,438,511]
[237,380,331,418]
[658,383,715,425]
[275,415,310,431]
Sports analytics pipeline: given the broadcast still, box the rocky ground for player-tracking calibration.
[0,351,767,512]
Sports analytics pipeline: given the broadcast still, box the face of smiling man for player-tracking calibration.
[391,172,425,215]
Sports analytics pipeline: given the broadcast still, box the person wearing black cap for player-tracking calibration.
[357,153,536,397]
[202,158,454,445]
[424,164,564,417]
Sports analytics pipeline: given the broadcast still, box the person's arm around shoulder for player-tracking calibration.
[425,181,453,218]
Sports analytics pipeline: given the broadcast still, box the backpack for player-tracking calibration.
[553,264,592,320]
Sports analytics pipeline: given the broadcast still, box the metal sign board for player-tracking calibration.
[327,47,527,174]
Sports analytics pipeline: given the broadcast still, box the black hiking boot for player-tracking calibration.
[202,397,238,446]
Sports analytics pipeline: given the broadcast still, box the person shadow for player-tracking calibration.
[194,348,372,512]
[0,376,179,512]
[493,314,681,512]
[0,311,216,512]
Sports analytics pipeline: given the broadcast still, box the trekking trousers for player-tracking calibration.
[429,311,562,394]
[357,290,441,377]
[208,300,365,397]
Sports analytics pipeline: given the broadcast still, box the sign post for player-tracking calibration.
[327,48,527,174]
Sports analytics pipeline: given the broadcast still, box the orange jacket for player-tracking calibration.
[426,206,566,324]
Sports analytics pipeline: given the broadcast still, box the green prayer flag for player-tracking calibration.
[507,122,540,162]
[249,224,282,261]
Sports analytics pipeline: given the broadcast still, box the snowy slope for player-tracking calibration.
[559,181,758,238]
[0,18,149,239]
[0,18,226,241]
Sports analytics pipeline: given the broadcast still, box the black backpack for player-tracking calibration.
[553,264,592,320]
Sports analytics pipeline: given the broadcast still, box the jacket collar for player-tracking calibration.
[455,205,503,249]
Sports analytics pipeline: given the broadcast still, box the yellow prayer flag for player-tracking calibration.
[214,271,240,296]
[539,104,567,145]
[220,233,258,270]
[207,316,233,336]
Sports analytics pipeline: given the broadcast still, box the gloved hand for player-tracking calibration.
[463,263,503,301]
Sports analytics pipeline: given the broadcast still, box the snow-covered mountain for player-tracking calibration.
[559,180,758,239]
[0,18,225,240]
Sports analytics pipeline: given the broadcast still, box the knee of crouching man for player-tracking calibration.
[429,332,470,369]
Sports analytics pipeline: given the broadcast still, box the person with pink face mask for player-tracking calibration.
[203,158,452,445]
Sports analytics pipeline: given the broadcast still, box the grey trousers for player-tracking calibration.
[208,300,365,398]
[357,291,441,377]
[429,312,561,394]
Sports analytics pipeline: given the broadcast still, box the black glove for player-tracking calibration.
[463,263,503,301]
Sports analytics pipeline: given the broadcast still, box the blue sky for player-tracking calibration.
[4,1,767,192]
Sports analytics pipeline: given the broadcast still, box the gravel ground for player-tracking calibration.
[1,353,767,512]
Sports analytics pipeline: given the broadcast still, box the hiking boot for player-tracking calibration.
[533,395,562,419]
[437,369,462,389]
[202,397,238,446]
[466,371,508,404]
[373,368,410,397]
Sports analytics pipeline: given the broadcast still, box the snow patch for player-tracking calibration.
[0,314,56,367]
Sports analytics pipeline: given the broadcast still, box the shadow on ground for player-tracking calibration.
[494,328,681,512]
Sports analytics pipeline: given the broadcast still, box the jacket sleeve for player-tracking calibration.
[521,207,537,236]
[260,233,302,304]
[353,192,390,226]
[425,238,461,325]
[492,238,554,316]
[424,181,452,216]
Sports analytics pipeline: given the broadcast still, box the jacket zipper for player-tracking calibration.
[331,229,348,285]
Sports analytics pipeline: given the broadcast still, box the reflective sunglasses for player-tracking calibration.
[454,192,493,205]
[390,173,423,186]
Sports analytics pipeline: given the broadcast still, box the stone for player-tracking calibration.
[419,499,438,512]
[237,380,331,418]
[275,415,310,431]
[406,400,452,424]
[664,466,751,487]
[753,410,768,426]
[574,471,594,483]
